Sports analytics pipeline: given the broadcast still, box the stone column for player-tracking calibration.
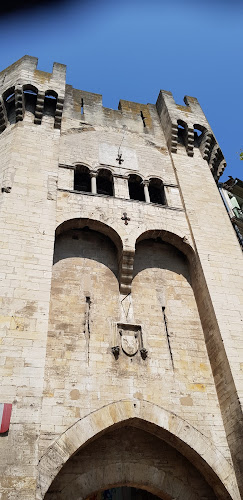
[90,171,98,194]
[143,180,150,203]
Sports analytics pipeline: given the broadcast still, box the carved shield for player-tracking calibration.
[121,334,139,356]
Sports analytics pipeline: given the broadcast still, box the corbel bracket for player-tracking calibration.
[119,247,135,295]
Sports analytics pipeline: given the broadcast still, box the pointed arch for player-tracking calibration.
[37,400,238,500]
[136,229,194,261]
[56,217,123,256]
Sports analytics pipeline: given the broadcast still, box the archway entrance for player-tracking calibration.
[44,424,217,500]
[39,401,238,500]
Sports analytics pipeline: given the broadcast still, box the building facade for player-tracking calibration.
[0,56,243,500]
[219,177,243,247]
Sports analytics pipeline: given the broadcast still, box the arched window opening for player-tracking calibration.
[97,169,113,196]
[128,174,145,201]
[193,124,205,147]
[43,90,57,117]
[148,178,166,205]
[23,85,37,115]
[177,120,186,146]
[74,165,91,192]
[3,88,15,124]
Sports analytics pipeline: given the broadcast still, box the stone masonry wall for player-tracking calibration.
[0,57,242,500]
[0,116,60,499]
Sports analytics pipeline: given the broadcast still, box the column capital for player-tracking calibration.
[142,179,150,186]
[90,170,98,178]
[143,179,150,203]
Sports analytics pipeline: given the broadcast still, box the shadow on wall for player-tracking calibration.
[53,227,119,279]
[133,239,191,284]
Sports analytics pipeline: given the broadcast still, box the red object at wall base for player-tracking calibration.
[0,403,12,433]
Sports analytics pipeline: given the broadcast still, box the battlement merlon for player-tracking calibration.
[0,55,66,97]
[157,90,212,127]
[0,56,66,130]
[156,90,226,179]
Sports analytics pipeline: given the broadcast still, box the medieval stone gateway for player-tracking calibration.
[0,56,242,500]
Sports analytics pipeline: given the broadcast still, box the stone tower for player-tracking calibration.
[0,56,242,500]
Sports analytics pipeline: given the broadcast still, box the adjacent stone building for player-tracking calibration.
[219,177,243,247]
[0,55,242,500]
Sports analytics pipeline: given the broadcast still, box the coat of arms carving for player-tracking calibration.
[120,329,139,356]
[111,323,147,360]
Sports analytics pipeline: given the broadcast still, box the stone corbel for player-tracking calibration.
[170,122,178,154]
[217,158,226,179]
[209,146,225,180]
[15,85,25,122]
[208,142,219,168]
[119,246,135,295]
[34,91,45,125]
[199,131,213,162]
[111,346,120,360]
[54,96,64,129]
[186,126,194,157]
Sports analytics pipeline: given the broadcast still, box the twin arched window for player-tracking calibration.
[74,167,114,196]
[74,166,166,204]
[128,174,166,205]
[177,120,206,149]
[2,86,58,125]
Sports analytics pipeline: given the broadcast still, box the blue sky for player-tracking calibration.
[0,0,242,181]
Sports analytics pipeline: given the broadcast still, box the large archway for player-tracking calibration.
[44,425,217,500]
[37,401,238,500]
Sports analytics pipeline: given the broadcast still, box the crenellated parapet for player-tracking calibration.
[0,55,66,132]
[156,91,226,180]
[0,56,227,180]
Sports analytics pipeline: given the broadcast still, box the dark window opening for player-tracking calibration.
[177,122,186,146]
[97,169,113,196]
[81,98,84,115]
[74,165,91,192]
[43,91,57,117]
[128,174,145,202]
[193,125,204,147]
[149,178,166,205]
[23,87,37,114]
[3,88,15,124]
